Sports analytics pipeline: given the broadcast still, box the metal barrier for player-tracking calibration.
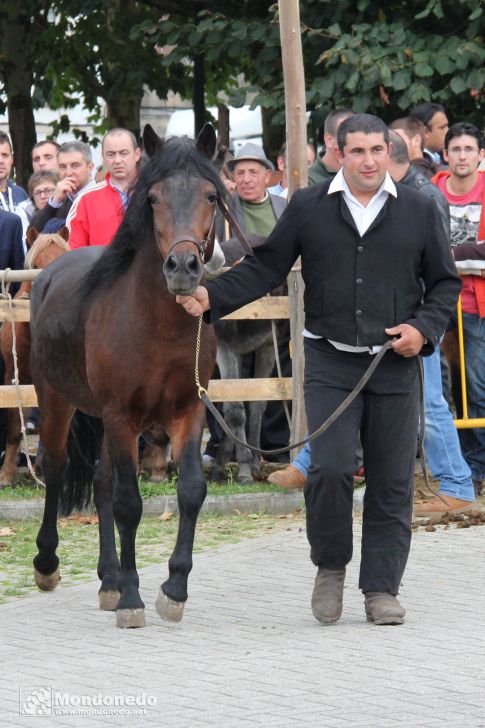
[453,295,485,429]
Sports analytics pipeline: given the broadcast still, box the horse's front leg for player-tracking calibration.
[156,404,207,623]
[33,393,74,591]
[104,420,145,628]
[94,439,121,611]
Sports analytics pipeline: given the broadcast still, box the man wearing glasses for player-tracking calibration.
[432,122,485,499]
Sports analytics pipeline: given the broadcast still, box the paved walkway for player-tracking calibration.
[1,519,484,728]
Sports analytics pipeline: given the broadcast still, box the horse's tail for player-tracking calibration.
[59,411,104,517]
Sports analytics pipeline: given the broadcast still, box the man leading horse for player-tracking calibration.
[176,113,461,627]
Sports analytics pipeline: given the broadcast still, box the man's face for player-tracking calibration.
[233,160,270,202]
[57,151,93,192]
[338,131,390,198]
[444,134,485,180]
[425,111,449,153]
[32,143,59,173]
[0,142,14,185]
[102,132,141,183]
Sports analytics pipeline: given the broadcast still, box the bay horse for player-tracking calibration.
[0,227,69,486]
[30,124,225,628]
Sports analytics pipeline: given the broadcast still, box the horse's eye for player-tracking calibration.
[148,194,157,205]
[207,193,217,205]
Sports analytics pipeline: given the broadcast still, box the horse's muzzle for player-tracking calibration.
[163,252,203,296]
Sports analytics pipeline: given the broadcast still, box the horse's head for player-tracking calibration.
[142,123,223,296]
[25,226,70,270]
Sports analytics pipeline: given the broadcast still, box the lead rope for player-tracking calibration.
[0,270,45,488]
[195,315,448,505]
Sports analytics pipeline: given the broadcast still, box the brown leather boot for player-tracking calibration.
[267,464,306,489]
[364,592,406,625]
[311,567,345,624]
[414,495,475,518]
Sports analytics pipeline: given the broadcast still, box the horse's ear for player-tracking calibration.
[196,123,217,160]
[143,124,164,158]
[26,227,39,249]
[214,145,228,171]
[58,225,69,242]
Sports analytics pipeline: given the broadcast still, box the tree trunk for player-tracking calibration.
[217,104,230,149]
[0,1,37,188]
[106,91,143,142]
[192,2,206,136]
[261,107,284,165]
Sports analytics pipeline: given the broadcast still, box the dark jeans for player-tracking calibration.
[303,338,420,595]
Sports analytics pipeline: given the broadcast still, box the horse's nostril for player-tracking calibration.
[165,255,178,273]
[186,253,199,274]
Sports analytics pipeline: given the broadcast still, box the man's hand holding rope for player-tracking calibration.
[176,286,210,317]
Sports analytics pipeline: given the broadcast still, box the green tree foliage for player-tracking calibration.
[155,0,484,138]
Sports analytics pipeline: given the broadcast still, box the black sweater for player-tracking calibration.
[205,180,461,355]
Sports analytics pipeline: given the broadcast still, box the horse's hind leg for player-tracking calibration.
[104,420,145,628]
[0,407,22,486]
[94,439,121,611]
[33,391,74,591]
[157,404,207,623]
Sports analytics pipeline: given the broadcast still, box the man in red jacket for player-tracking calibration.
[432,121,485,496]
[67,128,141,248]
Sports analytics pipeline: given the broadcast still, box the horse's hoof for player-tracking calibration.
[116,608,146,629]
[34,568,61,592]
[99,590,120,611]
[155,589,185,623]
[237,474,253,484]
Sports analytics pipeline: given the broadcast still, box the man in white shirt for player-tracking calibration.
[176,114,461,628]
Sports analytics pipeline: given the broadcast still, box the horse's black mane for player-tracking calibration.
[79,135,226,299]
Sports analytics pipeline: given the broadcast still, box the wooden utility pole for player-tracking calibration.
[278,0,308,446]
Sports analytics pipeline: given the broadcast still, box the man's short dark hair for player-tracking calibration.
[389,130,410,164]
[409,102,446,129]
[324,109,354,138]
[337,114,389,151]
[444,122,484,151]
[32,139,60,155]
[0,131,13,152]
[389,117,426,150]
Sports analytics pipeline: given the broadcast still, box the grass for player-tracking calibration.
[0,510,303,604]
[0,471,285,501]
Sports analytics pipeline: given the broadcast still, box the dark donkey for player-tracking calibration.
[30,124,225,628]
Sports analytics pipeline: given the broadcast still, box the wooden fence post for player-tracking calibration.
[278,0,308,448]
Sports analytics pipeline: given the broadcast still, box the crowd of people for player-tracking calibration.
[0,103,484,626]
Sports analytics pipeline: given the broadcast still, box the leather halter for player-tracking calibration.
[165,208,216,264]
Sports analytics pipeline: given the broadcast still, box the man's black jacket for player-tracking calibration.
[205,179,461,355]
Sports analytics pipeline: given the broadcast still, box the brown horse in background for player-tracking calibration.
[29,124,224,629]
[0,228,69,486]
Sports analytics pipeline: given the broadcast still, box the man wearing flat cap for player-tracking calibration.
[220,142,287,263]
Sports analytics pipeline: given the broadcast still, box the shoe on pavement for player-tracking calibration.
[364,592,406,625]
[311,567,345,625]
[267,464,306,489]
[414,495,475,518]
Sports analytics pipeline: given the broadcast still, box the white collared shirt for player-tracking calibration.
[328,168,397,236]
[304,170,397,353]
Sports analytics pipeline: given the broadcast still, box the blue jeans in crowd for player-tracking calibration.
[423,343,475,501]
[292,343,476,502]
[457,313,485,485]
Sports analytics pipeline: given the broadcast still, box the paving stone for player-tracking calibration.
[1,521,484,727]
